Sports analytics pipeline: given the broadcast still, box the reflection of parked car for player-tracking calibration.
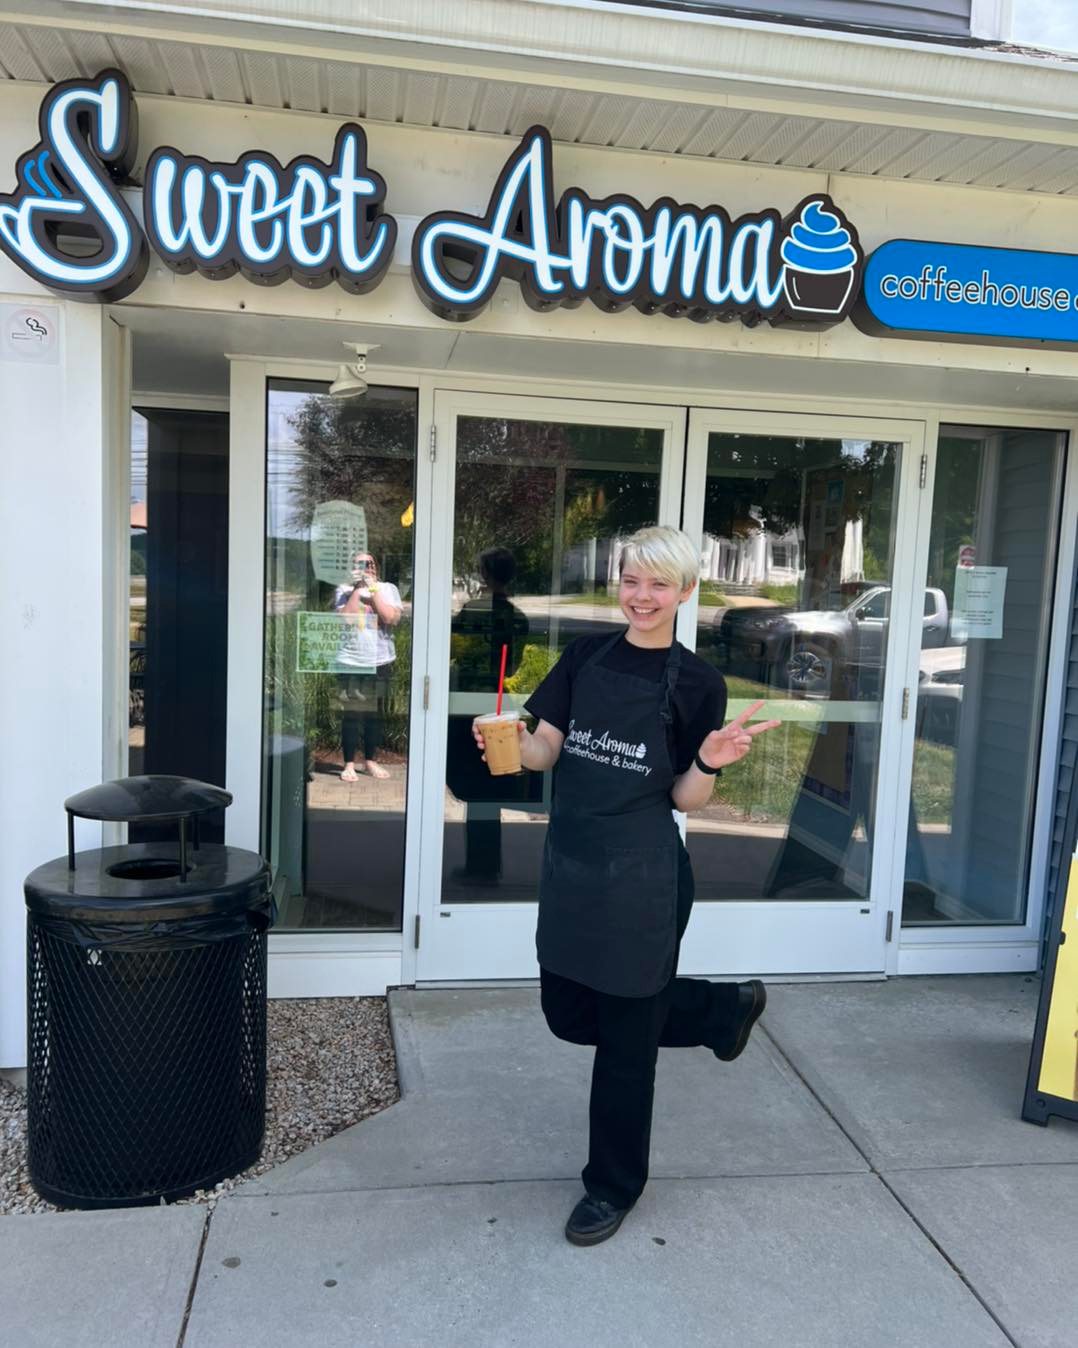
[717,586,950,696]
[916,646,964,746]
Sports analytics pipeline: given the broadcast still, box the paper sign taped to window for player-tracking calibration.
[952,565,1006,640]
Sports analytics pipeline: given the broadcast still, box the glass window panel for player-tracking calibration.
[128,406,229,843]
[264,381,418,931]
[690,432,900,902]
[902,425,1065,926]
[442,416,664,902]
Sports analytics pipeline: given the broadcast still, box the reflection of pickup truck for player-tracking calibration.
[717,586,950,695]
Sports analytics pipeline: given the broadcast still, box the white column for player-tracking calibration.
[0,300,130,1068]
[225,359,267,851]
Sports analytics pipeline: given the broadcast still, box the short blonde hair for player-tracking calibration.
[619,526,699,591]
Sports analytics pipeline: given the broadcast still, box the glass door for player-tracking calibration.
[677,410,926,975]
[896,423,1066,969]
[262,379,420,933]
[415,392,686,983]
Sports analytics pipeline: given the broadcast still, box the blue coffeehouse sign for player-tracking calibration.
[1,69,1076,350]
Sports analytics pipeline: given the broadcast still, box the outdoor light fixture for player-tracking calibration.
[328,342,380,398]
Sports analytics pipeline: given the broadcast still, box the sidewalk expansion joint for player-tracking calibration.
[229,1166,872,1202]
[176,1206,213,1348]
[757,1022,1022,1348]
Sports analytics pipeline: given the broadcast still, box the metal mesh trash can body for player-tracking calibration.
[24,777,273,1209]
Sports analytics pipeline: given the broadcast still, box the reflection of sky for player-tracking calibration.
[1013,2,1078,53]
[268,390,309,541]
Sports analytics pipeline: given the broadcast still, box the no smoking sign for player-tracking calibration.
[1,305,59,363]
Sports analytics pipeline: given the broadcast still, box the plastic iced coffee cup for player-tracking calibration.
[477,712,523,776]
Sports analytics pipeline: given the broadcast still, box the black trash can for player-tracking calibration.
[24,776,274,1209]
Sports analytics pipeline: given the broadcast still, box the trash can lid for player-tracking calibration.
[65,775,232,824]
[25,842,270,923]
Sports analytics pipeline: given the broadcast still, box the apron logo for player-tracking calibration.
[565,720,652,775]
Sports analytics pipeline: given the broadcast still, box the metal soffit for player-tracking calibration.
[2,20,1078,196]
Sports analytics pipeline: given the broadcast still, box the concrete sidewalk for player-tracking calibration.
[3,975,1077,1347]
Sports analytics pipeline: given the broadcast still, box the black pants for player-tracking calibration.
[339,666,393,764]
[539,843,741,1210]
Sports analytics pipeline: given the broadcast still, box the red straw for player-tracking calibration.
[496,643,509,716]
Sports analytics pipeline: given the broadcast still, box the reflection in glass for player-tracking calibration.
[690,433,900,902]
[442,417,664,902]
[128,407,230,843]
[264,382,418,931]
[902,426,1064,926]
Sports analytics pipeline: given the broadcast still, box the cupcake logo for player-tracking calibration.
[779,197,863,320]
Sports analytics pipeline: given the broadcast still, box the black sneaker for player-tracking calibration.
[564,1193,632,1246]
[714,979,767,1061]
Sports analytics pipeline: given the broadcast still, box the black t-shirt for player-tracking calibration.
[524,634,727,776]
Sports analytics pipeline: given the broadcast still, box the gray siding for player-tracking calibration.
[954,436,1061,922]
[959,439,1058,920]
[631,2,972,38]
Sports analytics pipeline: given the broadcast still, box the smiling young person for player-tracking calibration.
[473,525,780,1246]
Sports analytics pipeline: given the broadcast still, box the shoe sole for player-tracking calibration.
[716,979,767,1061]
[565,1209,631,1246]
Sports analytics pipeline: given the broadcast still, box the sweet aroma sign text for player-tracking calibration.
[411,125,862,326]
[0,69,862,330]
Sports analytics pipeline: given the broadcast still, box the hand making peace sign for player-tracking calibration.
[696,699,782,772]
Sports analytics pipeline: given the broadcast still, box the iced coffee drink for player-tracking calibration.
[476,712,523,776]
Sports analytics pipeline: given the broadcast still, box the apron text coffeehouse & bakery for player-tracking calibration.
[3,3,1078,1074]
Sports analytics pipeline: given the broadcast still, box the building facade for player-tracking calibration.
[3,0,1078,1068]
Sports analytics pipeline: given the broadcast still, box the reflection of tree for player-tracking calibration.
[926,437,979,605]
[453,419,660,594]
[286,391,416,589]
[454,462,555,594]
[563,471,657,549]
[705,438,898,579]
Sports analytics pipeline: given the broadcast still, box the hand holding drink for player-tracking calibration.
[474,713,524,775]
[473,642,524,776]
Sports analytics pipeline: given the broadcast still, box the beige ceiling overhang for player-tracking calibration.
[2,0,1078,195]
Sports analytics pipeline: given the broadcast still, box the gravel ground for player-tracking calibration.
[0,996,399,1215]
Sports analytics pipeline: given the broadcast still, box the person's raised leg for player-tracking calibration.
[662,841,766,1058]
[540,965,598,1046]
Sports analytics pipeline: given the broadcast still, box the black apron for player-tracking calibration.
[536,633,682,998]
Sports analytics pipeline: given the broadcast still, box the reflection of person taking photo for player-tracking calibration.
[473,525,780,1247]
[334,551,403,782]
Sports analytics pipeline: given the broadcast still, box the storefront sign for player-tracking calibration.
[144,128,395,292]
[0,72,147,302]
[410,125,863,327]
[857,240,1078,346]
[0,70,862,332]
[7,69,1078,352]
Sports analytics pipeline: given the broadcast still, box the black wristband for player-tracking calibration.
[694,750,720,775]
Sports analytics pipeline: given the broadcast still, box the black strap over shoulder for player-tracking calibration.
[660,640,682,725]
